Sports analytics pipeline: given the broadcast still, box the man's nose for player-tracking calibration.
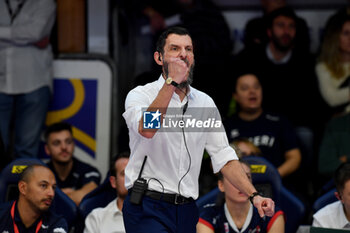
[179,48,187,58]
[47,186,55,197]
[61,142,67,149]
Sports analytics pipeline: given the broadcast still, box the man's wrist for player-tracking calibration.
[248,191,261,204]
[165,77,179,87]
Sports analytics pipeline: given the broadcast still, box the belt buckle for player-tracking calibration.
[174,194,184,205]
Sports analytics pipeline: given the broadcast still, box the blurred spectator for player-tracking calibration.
[312,162,350,229]
[0,164,68,232]
[318,110,350,180]
[84,152,129,233]
[316,14,350,117]
[224,73,301,180]
[0,0,56,159]
[230,138,262,158]
[244,0,310,52]
[44,122,101,206]
[233,7,323,167]
[197,160,285,233]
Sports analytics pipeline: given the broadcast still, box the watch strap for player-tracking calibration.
[248,191,261,204]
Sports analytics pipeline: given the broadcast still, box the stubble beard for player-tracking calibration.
[271,33,294,53]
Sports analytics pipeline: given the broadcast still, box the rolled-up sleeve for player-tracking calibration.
[204,99,238,173]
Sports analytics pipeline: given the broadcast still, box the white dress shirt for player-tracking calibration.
[312,200,350,229]
[123,75,238,199]
[84,198,125,233]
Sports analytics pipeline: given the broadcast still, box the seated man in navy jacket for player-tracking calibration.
[0,164,68,232]
[44,122,101,206]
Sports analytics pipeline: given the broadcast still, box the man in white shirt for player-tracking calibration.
[122,26,275,233]
[84,152,129,233]
[312,162,350,229]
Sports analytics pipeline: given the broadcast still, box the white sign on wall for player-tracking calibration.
[42,59,112,181]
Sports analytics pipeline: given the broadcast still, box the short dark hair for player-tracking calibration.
[266,6,297,28]
[156,26,192,55]
[109,151,130,177]
[334,162,350,193]
[232,71,261,94]
[44,122,73,142]
[20,164,50,183]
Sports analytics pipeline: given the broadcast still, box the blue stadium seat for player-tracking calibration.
[78,173,116,219]
[196,187,220,212]
[242,156,282,205]
[313,188,338,213]
[0,158,78,230]
[280,186,306,233]
[0,158,45,202]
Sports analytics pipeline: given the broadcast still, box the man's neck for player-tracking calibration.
[268,42,292,63]
[116,197,124,211]
[238,109,263,121]
[52,159,73,181]
[344,204,350,222]
[175,87,188,102]
[17,198,41,228]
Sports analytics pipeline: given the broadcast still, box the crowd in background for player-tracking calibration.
[1,0,350,232]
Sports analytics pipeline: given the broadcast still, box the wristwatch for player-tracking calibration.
[249,191,261,204]
[165,77,179,87]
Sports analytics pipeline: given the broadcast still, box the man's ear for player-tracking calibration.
[335,191,343,202]
[44,144,51,156]
[267,28,272,38]
[109,176,116,189]
[218,180,225,193]
[18,181,27,196]
[154,51,163,66]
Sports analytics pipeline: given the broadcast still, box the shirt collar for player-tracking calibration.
[14,200,42,229]
[337,202,350,229]
[224,203,253,232]
[266,44,292,64]
[113,198,123,216]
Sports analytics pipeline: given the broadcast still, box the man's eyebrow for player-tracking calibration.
[39,180,49,184]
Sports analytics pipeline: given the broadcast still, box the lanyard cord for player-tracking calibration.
[11,201,43,233]
[5,0,27,23]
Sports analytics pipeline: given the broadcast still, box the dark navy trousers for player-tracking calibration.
[122,192,199,233]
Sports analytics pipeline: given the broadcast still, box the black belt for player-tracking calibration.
[144,190,193,205]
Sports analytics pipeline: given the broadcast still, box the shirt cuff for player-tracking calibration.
[210,146,238,173]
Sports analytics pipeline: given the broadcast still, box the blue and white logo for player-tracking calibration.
[143,110,162,129]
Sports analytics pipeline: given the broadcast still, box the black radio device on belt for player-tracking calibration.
[130,155,148,205]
